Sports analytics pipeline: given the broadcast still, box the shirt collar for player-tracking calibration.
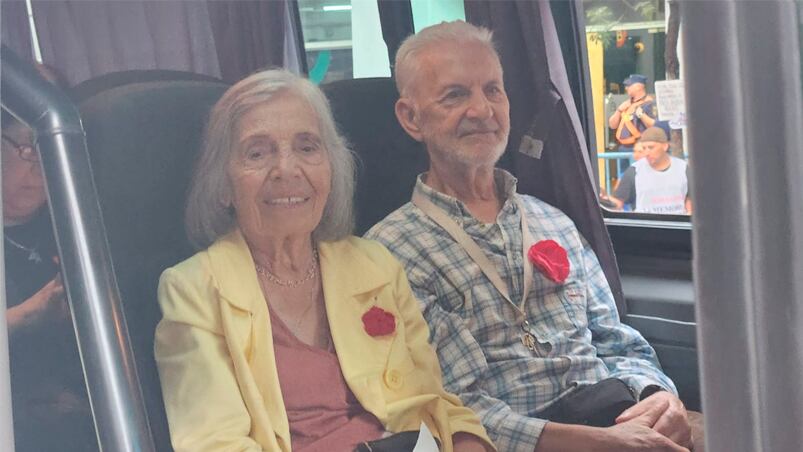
[413,168,520,223]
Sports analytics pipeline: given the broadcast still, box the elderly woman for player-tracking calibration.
[154,70,493,452]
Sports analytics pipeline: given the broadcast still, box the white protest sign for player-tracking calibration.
[654,79,687,129]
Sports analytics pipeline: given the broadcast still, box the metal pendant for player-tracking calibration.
[521,319,537,351]
[521,332,537,351]
[27,249,42,264]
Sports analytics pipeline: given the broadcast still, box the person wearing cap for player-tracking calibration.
[608,74,656,150]
[609,127,692,215]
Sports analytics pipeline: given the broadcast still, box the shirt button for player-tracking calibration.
[384,369,403,389]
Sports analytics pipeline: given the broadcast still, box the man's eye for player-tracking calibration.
[443,90,466,101]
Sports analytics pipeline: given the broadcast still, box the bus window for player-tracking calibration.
[298,0,467,84]
[584,0,692,218]
[298,0,390,84]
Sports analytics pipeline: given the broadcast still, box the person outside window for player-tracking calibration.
[608,74,656,152]
[609,127,692,215]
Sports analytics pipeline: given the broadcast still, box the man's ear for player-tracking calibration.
[395,97,424,142]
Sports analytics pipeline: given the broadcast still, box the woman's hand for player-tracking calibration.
[7,275,68,334]
[452,432,492,452]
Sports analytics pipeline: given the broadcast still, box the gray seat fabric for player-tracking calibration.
[321,77,428,234]
[79,78,229,451]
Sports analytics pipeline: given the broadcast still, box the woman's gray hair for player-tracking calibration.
[186,69,356,249]
[395,20,497,96]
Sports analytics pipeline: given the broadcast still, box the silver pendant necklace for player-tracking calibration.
[5,235,42,263]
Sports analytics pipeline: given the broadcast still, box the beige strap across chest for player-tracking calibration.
[412,190,535,321]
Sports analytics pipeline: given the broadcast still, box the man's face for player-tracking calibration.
[397,40,510,169]
[641,140,670,167]
[626,82,645,99]
[633,142,645,161]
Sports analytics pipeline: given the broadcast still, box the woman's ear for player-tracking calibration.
[395,98,423,142]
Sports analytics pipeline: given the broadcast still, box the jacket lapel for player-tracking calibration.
[206,230,292,449]
[319,239,394,421]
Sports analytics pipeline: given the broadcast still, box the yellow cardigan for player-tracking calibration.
[154,230,493,452]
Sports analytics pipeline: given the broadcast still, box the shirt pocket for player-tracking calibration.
[533,278,588,341]
[558,280,589,331]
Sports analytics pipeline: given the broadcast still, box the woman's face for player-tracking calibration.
[2,123,46,225]
[228,92,332,243]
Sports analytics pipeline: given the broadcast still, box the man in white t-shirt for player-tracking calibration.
[611,127,692,214]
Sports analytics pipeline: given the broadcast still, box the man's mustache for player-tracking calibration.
[458,121,499,136]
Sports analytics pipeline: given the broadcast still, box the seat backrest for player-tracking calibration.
[71,69,222,103]
[78,78,229,451]
[321,78,428,234]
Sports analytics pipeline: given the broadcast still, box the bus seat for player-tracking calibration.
[71,69,222,103]
[78,77,229,451]
[321,78,428,234]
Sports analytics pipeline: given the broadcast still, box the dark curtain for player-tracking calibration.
[1,0,33,61]
[284,0,308,75]
[465,0,626,313]
[377,0,414,74]
[206,0,288,83]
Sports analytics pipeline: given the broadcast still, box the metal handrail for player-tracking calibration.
[0,45,155,452]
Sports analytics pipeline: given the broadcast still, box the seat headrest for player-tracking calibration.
[321,77,428,234]
[71,69,222,103]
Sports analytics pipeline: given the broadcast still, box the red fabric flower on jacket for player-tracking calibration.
[362,306,396,337]
[528,240,570,284]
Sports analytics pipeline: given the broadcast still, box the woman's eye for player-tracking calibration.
[246,147,266,160]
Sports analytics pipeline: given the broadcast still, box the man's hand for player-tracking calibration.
[616,391,692,448]
[618,99,632,112]
[534,403,689,452]
[601,400,690,452]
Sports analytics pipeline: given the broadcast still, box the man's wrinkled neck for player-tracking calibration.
[424,159,497,204]
[423,153,503,224]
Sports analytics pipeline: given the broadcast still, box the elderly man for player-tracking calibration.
[608,74,656,151]
[366,21,699,452]
[611,127,692,214]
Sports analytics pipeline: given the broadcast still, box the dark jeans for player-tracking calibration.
[535,378,637,427]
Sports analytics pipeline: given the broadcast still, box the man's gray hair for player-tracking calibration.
[186,69,356,249]
[395,20,497,96]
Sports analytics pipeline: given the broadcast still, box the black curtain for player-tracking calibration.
[465,0,626,313]
[206,0,288,83]
[0,0,33,61]
[377,0,414,75]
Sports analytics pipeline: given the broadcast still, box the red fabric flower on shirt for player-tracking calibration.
[362,306,396,337]
[528,240,570,284]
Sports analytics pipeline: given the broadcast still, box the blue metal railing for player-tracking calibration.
[598,151,633,193]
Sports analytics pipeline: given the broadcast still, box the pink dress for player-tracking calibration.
[270,307,385,452]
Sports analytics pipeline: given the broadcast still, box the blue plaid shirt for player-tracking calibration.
[365,170,676,451]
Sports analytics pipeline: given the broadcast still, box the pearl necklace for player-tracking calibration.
[255,248,319,288]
